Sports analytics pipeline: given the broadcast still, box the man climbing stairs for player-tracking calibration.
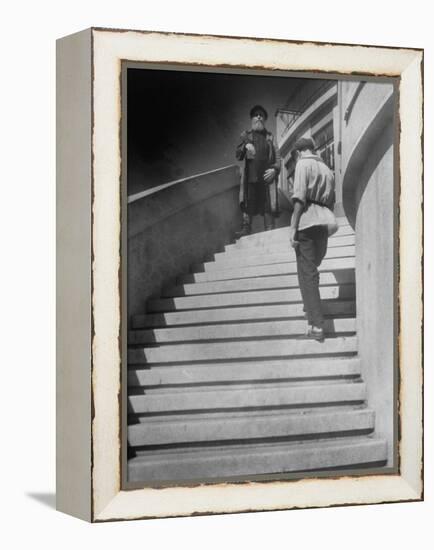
[127,217,387,482]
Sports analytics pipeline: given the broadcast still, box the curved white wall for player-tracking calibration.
[341,82,396,466]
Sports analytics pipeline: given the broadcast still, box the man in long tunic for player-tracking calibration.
[289,138,338,342]
[235,105,281,236]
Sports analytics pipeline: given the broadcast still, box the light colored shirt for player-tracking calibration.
[292,153,338,235]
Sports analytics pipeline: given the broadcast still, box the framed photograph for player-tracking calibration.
[56,28,423,522]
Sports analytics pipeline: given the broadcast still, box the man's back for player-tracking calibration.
[294,154,335,208]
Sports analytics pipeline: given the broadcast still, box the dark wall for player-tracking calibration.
[127,68,304,196]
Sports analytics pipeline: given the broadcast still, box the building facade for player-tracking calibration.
[276,80,341,213]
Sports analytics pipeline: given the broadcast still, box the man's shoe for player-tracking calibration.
[310,328,325,342]
[235,225,251,238]
[297,327,325,342]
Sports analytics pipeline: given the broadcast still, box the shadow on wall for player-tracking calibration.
[127,68,303,196]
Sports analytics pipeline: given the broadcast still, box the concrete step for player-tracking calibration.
[132,299,356,329]
[128,381,366,414]
[164,269,354,297]
[129,317,356,345]
[130,403,366,424]
[180,256,355,284]
[222,235,356,259]
[133,377,357,395]
[233,225,353,249]
[127,436,387,481]
[235,218,352,246]
[128,357,362,387]
[197,245,355,272]
[147,284,355,312]
[229,231,355,252]
[128,335,358,364]
[127,406,374,446]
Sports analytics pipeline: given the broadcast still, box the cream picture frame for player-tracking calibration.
[56,27,423,522]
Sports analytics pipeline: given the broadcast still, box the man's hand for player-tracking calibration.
[245,143,256,159]
[263,168,276,183]
[289,227,299,248]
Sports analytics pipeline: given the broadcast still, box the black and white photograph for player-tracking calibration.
[125,67,398,485]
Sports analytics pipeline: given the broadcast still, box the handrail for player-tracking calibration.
[344,82,366,124]
[127,164,240,238]
[128,164,237,204]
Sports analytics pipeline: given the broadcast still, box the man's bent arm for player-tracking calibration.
[291,200,303,231]
[235,131,250,161]
[289,200,303,248]
[271,138,281,174]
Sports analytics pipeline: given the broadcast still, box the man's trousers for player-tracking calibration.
[242,211,275,231]
[243,180,276,230]
[295,225,329,328]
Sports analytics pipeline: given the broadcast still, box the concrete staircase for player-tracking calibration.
[127,217,387,482]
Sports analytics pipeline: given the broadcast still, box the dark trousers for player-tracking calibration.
[295,225,328,328]
[242,211,275,230]
[243,180,275,230]
[245,180,269,214]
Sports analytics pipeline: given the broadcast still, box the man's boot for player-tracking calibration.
[297,325,325,342]
[264,213,276,232]
[235,213,251,238]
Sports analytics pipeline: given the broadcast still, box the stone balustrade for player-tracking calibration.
[127,165,241,318]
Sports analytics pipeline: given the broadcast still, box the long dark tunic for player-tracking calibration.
[235,128,281,217]
[245,130,270,215]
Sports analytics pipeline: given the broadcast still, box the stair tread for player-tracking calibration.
[226,233,355,252]
[130,435,384,463]
[180,256,355,283]
[215,243,355,262]
[147,284,355,312]
[128,381,366,413]
[199,246,355,271]
[134,377,362,394]
[132,300,356,329]
[235,219,352,243]
[127,435,386,481]
[129,318,356,344]
[130,403,367,423]
[128,335,358,364]
[164,269,355,297]
[128,407,375,446]
[128,357,362,387]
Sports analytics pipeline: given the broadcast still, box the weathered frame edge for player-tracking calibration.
[56,28,93,522]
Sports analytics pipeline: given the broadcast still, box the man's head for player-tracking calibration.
[292,137,315,158]
[250,105,268,132]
